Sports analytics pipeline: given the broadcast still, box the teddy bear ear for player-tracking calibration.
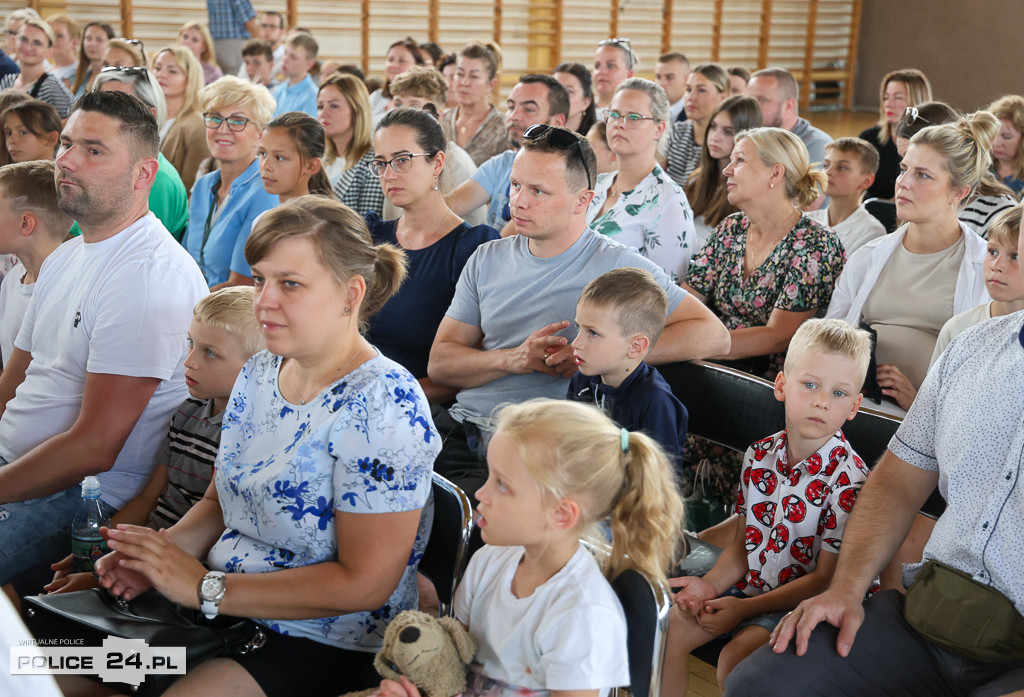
[437,616,476,663]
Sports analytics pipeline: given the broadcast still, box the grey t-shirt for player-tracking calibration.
[791,117,832,166]
[445,229,687,431]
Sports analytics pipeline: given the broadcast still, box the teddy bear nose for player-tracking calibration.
[399,626,420,644]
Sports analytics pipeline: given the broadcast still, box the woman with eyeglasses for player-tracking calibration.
[364,107,498,403]
[182,76,279,289]
[685,95,762,250]
[318,72,385,216]
[858,68,931,201]
[828,112,997,413]
[661,62,729,187]
[154,46,210,193]
[71,21,113,98]
[178,21,223,86]
[0,18,73,118]
[441,41,509,166]
[587,78,695,282]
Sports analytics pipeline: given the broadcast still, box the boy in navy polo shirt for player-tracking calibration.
[567,267,688,473]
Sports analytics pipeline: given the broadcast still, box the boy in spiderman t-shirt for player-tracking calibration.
[661,319,874,696]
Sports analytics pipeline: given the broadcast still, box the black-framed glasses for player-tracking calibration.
[368,153,432,177]
[522,124,593,191]
[604,110,658,128]
[203,112,252,132]
[100,65,149,78]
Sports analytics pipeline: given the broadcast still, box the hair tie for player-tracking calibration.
[620,428,630,453]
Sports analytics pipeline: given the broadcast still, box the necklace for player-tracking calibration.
[291,345,366,405]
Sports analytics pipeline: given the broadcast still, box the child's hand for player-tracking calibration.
[670,576,716,615]
[45,571,100,594]
[696,595,747,635]
[46,554,74,589]
[375,676,422,697]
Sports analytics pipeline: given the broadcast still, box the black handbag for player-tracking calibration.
[22,588,265,696]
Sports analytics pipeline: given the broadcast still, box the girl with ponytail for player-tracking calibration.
[97,196,436,697]
[258,111,334,201]
[377,398,683,697]
[827,111,997,412]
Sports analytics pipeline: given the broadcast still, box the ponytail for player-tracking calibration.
[794,169,828,208]
[308,168,334,199]
[494,399,684,586]
[607,430,684,584]
[361,242,408,322]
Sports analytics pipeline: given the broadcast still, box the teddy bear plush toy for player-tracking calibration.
[341,610,476,697]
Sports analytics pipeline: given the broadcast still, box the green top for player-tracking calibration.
[68,152,189,240]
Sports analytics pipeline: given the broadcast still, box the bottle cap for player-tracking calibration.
[81,476,101,498]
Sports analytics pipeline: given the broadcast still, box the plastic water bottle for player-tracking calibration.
[71,476,110,573]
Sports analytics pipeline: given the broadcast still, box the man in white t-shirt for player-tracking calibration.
[0,90,208,585]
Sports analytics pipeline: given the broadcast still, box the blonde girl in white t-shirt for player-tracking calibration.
[377,398,684,697]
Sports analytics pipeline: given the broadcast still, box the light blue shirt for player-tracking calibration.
[182,159,278,285]
[470,150,516,230]
[273,74,318,118]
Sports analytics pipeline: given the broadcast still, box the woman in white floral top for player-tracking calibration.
[95,197,440,697]
[586,77,696,282]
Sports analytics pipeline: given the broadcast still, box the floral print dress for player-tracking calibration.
[683,212,845,503]
[207,350,440,650]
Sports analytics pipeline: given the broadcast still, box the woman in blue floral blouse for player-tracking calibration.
[683,127,844,520]
[96,197,440,697]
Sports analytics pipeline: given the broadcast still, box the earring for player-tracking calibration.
[770,183,775,189]
[433,175,439,191]
[344,307,350,315]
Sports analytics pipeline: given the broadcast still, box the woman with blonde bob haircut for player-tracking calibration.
[987,94,1024,197]
[95,197,440,697]
[684,127,844,502]
[153,45,209,191]
[828,112,997,413]
[859,68,931,200]
[182,76,278,288]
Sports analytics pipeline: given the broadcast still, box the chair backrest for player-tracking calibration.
[419,473,473,616]
[610,569,672,697]
[864,197,900,233]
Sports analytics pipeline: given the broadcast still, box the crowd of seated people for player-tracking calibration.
[0,9,1020,697]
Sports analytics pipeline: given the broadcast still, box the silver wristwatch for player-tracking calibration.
[198,570,227,619]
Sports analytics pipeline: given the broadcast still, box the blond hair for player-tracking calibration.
[199,75,275,131]
[783,318,871,383]
[876,69,932,145]
[987,94,1024,181]
[0,160,72,240]
[104,38,145,67]
[389,66,449,109]
[986,204,1022,250]
[690,62,729,95]
[738,127,827,207]
[318,73,373,167]
[494,399,683,585]
[44,14,80,41]
[179,21,216,64]
[244,197,407,331]
[20,17,54,47]
[192,287,265,359]
[154,46,204,119]
[579,268,668,346]
[911,111,1000,207]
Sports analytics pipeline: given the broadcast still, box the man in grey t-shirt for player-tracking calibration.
[747,67,832,166]
[428,126,730,494]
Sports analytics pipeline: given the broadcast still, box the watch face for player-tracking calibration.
[201,575,223,599]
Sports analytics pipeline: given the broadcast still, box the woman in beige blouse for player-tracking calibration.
[441,41,509,166]
[153,45,210,193]
[826,111,997,412]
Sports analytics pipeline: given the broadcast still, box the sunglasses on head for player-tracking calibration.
[101,64,148,77]
[522,124,593,191]
[903,106,929,127]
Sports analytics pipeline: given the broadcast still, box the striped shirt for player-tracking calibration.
[958,193,1017,238]
[148,398,221,529]
[0,72,73,118]
[664,119,701,187]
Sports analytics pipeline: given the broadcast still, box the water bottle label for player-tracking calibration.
[71,536,109,573]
